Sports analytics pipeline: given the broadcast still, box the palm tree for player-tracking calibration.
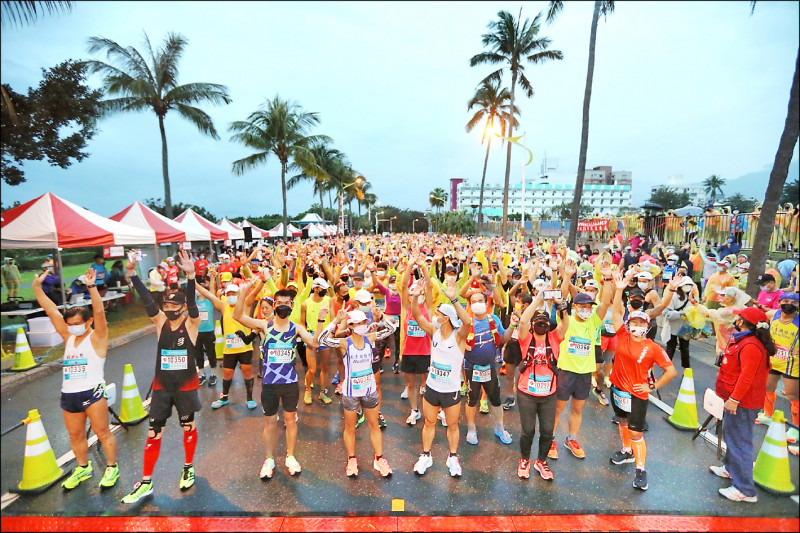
[470,9,563,239]
[746,2,799,297]
[703,174,726,204]
[229,96,330,239]
[430,187,447,212]
[546,0,613,248]
[465,79,519,235]
[287,140,344,220]
[85,32,231,217]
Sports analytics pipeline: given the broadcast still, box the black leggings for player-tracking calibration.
[665,335,691,369]
[194,331,216,369]
[517,392,557,462]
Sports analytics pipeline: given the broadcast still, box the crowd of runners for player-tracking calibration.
[31,230,799,505]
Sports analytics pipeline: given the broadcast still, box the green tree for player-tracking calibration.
[648,187,691,211]
[465,79,519,233]
[287,140,343,220]
[85,31,232,217]
[432,210,476,235]
[1,60,102,185]
[780,177,799,206]
[229,96,329,239]
[703,174,726,203]
[429,187,447,212]
[724,193,758,213]
[546,0,614,249]
[470,9,563,240]
[546,201,590,220]
[143,197,216,222]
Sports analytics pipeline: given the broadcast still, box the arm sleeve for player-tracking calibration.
[373,318,398,341]
[318,322,341,348]
[131,273,159,317]
[185,278,198,318]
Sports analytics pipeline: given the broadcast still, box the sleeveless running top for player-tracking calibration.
[426,329,463,393]
[197,298,215,333]
[343,336,376,397]
[223,303,251,354]
[305,296,330,332]
[62,332,105,393]
[770,310,799,377]
[153,318,199,392]
[261,322,300,385]
[403,306,431,356]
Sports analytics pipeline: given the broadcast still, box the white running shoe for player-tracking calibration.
[718,486,757,503]
[285,455,302,476]
[446,455,462,477]
[260,457,275,479]
[413,453,433,475]
[709,465,731,479]
[406,409,421,425]
[400,386,409,400]
[438,410,447,427]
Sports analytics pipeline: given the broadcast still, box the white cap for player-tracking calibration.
[159,261,168,268]
[716,287,738,298]
[78,275,86,283]
[628,310,650,323]
[532,279,547,291]
[668,254,679,261]
[584,279,599,290]
[636,272,654,280]
[340,266,350,275]
[347,310,368,324]
[224,284,240,294]
[311,277,330,290]
[354,288,372,304]
[436,303,461,328]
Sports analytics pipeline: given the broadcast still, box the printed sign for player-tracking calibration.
[577,219,609,232]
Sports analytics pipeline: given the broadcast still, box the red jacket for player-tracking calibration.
[715,334,769,410]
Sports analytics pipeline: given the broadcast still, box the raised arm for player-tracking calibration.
[518,290,545,340]
[611,270,629,332]
[83,268,108,341]
[410,281,435,336]
[649,277,680,319]
[595,266,614,320]
[196,279,226,312]
[126,251,166,329]
[231,281,265,333]
[32,272,69,340]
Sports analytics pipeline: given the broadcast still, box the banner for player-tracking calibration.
[577,219,609,232]
[103,245,125,258]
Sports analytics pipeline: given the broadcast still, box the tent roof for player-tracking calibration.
[174,209,228,240]
[267,223,302,238]
[216,218,246,241]
[1,193,155,249]
[296,212,325,224]
[110,201,211,243]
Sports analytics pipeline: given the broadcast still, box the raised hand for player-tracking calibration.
[84,268,96,286]
[125,249,139,271]
[411,280,425,297]
[613,270,627,291]
[176,250,195,275]
[32,271,47,288]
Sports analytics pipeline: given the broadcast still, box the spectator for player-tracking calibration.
[194,252,209,279]
[105,260,128,288]
[776,258,798,286]
[148,261,167,308]
[717,236,740,261]
[41,262,66,303]
[1,256,21,301]
[164,256,179,289]
[90,254,109,295]
[755,274,782,311]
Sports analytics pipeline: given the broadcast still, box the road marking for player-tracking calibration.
[0,397,151,511]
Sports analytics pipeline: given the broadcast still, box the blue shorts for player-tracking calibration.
[60,383,106,413]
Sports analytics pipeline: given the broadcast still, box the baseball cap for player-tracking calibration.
[311,277,330,290]
[470,256,481,263]
[734,307,769,326]
[584,279,599,290]
[636,272,654,280]
[628,310,650,323]
[159,261,168,268]
[224,284,239,294]
[628,288,646,299]
[717,259,731,266]
[354,289,372,304]
[347,310,368,325]
[573,293,598,305]
[757,273,775,284]
[220,272,233,282]
[779,291,799,303]
[532,309,550,323]
[532,279,547,292]
[715,287,738,298]
[163,292,186,305]
[437,304,461,328]
[352,272,365,280]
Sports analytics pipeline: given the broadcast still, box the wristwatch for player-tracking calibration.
[87,284,97,289]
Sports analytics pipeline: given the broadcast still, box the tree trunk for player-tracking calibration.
[158,114,173,218]
[501,72,518,240]
[281,161,288,240]
[319,187,325,220]
[327,189,333,211]
[567,0,601,249]
[478,134,493,236]
[746,48,799,297]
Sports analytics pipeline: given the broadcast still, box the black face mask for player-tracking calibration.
[780,304,798,315]
[342,293,350,302]
[533,323,550,335]
[733,322,742,332]
[629,299,644,310]
[275,305,292,319]
[315,289,326,297]
[340,277,349,284]
[164,309,183,321]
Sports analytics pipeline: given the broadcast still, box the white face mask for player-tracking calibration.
[67,324,87,336]
[433,319,443,330]
[471,302,487,315]
[637,282,649,291]
[226,295,238,305]
[585,291,597,301]
[418,294,425,304]
[576,308,592,320]
[376,270,385,277]
[629,325,648,337]
[759,285,768,291]
[388,283,397,292]
[681,286,692,293]
[353,324,369,336]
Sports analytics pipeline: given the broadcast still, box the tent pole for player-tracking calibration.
[55,247,67,312]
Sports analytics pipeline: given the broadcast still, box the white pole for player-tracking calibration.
[521,132,526,238]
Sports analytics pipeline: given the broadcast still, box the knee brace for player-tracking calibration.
[148,418,167,437]
[179,413,195,431]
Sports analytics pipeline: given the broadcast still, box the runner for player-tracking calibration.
[32,268,119,490]
[608,270,677,490]
[319,309,397,477]
[194,281,217,387]
[300,276,333,405]
[409,280,470,477]
[122,250,201,503]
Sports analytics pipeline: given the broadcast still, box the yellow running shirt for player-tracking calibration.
[558,312,602,375]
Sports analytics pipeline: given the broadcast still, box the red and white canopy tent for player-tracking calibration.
[1,192,156,307]
[216,218,246,241]
[110,201,212,243]
[173,208,229,241]
[239,219,271,239]
[267,223,302,238]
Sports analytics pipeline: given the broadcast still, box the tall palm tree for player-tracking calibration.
[287,140,344,220]
[430,187,447,212]
[85,32,231,217]
[702,174,726,204]
[470,9,563,239]
[546,0,614,248]
[465,79,519,234]
[229,96,329,239]
[746,2,799,297]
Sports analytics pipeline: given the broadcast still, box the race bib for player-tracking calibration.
[225,333,244,349]
[604,321,615,334]
[63,354,88,381]
[472,364,491,383]
[350,368,375,392]
[430,361,452,385]
[612,387,632,413]
[527,372,552,396]
[160,348,188,370]
[568,336,592,357]
[267,342,294,364]
[663,271,673,280]
[407,320,425,337]
[774,345,790,362]
[199,311,209,322]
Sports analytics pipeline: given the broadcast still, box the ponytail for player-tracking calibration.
[741,319,777,357]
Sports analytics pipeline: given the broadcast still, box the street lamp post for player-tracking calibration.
[338,176,364,236]
[413,218,419,233]
[430,193,447,214]
[375,209,384,234]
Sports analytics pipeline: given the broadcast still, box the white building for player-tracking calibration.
[650,174,708,207]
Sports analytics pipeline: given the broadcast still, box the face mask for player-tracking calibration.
[780,304,798,315]
[388,283,397,292]
[164,309,182,321]
[629,325,647,337]
[637,282,649,291]
[471,302,487,315]
[727,239,733,244]
[353,324,369,336]
[354,281,363,289]
[533,323,550,335]
[275,305,292,319]
[67,324,87,336]
[315,289,326,297]
[376,270,385,277]
[681,286,692,293]
[733,321,742,332]
[759,285,768,291]
[717,266,725,272]
[342,293,350,302]
[224,259,230,264]
[199,255,205,260]
[576,308,592,320]
[418,294,425,304]
[585,291,597,301]
[359,305,370,313]
[629,299,644,310]
[433,319,443,330]
[226,295,238,305]
[667,261,676,266]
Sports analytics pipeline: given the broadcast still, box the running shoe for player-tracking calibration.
[547,441,558,460]
[479,399,490,414]
[709,465,731,479]
[517,458,531,479]
[495,428,512,445]
[446,455,462,477]
[346,457,359,477]
[502,396,516,410]
[208,374,217,386]
[373,456,393,477]
[260,457,275,479]
[303,390,312,405]
[246,400,257,410]
[633,469,648,491]
[610,449,635,465]
[378,412,387,429]
[437,410,447,427]
[533,459,554,481]
[754,411,772,425]
[718,486,757,502]
[198,374,207,386]
[786,426,799,444]
[319,390,332,405]
[179,465,195,490]
[789,444,798,456]
[466,430,478,445]
[285,455,302,476]
[392,363,399,374]
[211,396,229,409]
[121,480,153,504]
[384,348,391,359]
[460,382,467,397]
[98,464,120,489]
[498,363,507,375]
[62,461,93,490]
[335,382,343,396]
[331,371,340,385]
[406,409,421,425]
[413,453,433,475]
[400,386,409,399]
[564,438,586,459]
[604,376,612,389]
[356,410,366,428]
[592,387,609,406]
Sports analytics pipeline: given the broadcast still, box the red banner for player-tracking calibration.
[577,219,609,232]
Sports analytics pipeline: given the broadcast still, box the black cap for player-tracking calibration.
[532,310,550,323]
[445,265,456,274]
[163,292,186,306]
[757,273,775,284]
[628,288,645,299]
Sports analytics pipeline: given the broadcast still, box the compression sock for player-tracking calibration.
[143,438,162,478]
[183,428,198,465]
[792,400,799,427]
[618,424,632,452]
[245,377,255,402]
[222,378,233,398]
[631,437,647,470]
[764,391,776,417]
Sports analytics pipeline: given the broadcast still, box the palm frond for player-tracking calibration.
[164,82,232,106]
[465,109,485,132]
[545,1,563,24]
[518,73,534,99]
[86,36,154,84]
[469,51,506,67]
[96,96,149,116]
[154,32,187,93]
[600,1,615,20]
[1,0,72,28]
[173,103,219,139]
[231,151,271,176]
[526,49,564,64]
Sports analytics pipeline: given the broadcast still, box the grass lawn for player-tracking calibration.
[2,264,93,302]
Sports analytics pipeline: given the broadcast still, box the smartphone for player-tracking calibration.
[543,290,561,300]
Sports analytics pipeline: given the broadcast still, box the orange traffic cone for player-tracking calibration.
[11,409,69,493]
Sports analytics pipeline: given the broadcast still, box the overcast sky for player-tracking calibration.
[1,1,798,221]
